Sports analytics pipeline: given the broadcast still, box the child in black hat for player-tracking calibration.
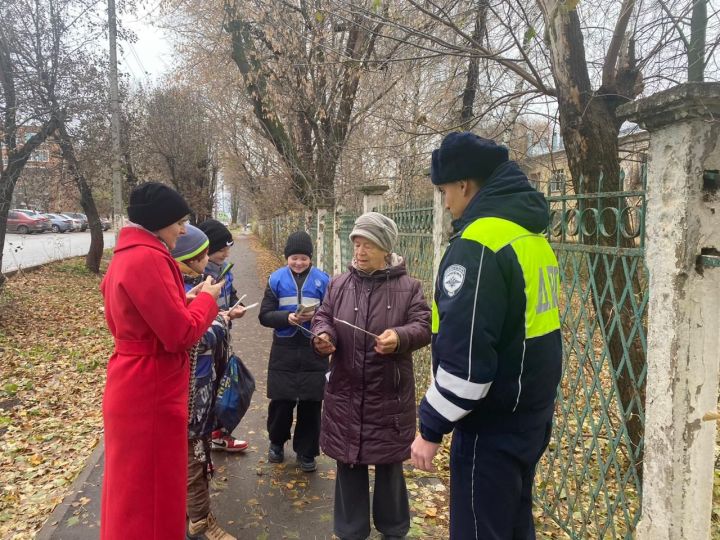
[198,219,238,310]
[259,231,330,472]
[196,219,248,454]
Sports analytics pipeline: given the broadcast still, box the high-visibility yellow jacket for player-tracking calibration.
[419,161,562,442]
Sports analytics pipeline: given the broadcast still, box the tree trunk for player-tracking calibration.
[54,123,104,274]
[0,116,62,286]
[539,0,645,477]
[560,101,646,475]
[230,182,242,226]
[688,0,707,82]
[459,0,488,125]
[0,171,18,287]
[80,180,105,274]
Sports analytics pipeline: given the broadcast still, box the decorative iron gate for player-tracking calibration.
[535,172,647,538]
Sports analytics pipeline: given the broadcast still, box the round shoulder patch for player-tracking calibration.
[315,279,322,287]
[443,264,466,297]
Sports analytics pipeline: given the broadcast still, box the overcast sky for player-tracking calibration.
[120,2,173,82]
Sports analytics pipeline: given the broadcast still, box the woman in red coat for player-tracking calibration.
[100,183,224,539]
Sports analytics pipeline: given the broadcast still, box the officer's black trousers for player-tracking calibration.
[449,421,552,540]
[267,399,321,457]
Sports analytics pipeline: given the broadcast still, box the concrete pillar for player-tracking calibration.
[617,83,720,540]
[333,205,344,276]
[315,207,328,273]
[432,188,451,288]
[358,184,389,213]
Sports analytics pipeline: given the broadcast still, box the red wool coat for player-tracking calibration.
[100,226,218,540]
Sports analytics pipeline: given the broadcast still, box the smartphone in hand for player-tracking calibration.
[212,262,234,285]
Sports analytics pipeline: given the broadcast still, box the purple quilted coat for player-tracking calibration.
[312,260,431,465]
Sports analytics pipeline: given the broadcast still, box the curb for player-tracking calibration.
[35,440,104,540]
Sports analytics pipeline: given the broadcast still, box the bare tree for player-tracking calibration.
[339,0,719,472]
[221,0,400,208]
[0,0,65,283]
[142,85,219,223]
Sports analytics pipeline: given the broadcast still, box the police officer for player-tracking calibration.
[411,132,562,539]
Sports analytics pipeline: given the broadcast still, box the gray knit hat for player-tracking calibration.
[349,212,398,253]
[171,224,209,262]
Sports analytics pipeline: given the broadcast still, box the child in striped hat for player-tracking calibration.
[171,224,247,540]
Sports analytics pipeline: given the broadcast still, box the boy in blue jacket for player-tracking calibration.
[258,231,329,472]
[198,219,239,310]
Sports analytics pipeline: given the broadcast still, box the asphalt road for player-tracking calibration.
[1,231,116,273]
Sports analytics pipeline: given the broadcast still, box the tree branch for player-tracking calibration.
[602,0,637,88]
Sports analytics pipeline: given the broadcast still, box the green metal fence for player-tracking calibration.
[338,213,356,271]
[376,201,435,397]
[535,171,647,539]
[260,211,307,257]
[259,211,310,264]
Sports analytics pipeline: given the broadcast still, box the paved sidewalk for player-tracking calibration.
[38,234,338,539]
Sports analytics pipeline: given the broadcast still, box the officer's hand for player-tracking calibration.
[374,329,399,355]
[410,434,440,472]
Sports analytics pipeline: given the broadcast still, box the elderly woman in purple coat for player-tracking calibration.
[312,212,432,540]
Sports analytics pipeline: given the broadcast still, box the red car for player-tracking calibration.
[7,209,51,234]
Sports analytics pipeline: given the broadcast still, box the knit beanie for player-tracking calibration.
[197,219,234,254]
[127,182,191,231]
[284,231,313,258]
[430,132,509,185]
[349,212,398,253]
[170,224,209,262]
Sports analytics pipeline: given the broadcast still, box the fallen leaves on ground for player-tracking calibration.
[248,235,285,287]
[0,257,112,539]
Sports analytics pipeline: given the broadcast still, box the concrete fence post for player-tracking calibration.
[315,207,328,273]
[333,206,343,276]
[359,185,389,213]
[432,187,450,289]
[618,82,720,540]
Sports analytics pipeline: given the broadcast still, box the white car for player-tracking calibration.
[60,213,82,231]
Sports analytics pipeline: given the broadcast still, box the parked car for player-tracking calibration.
[63,212,88,231]
[100,217,112,231]
[43,213,73,233]
[8,209,50,234]
[59,213,82,231]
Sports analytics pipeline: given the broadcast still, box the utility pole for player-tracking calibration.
[108,0,124,232]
